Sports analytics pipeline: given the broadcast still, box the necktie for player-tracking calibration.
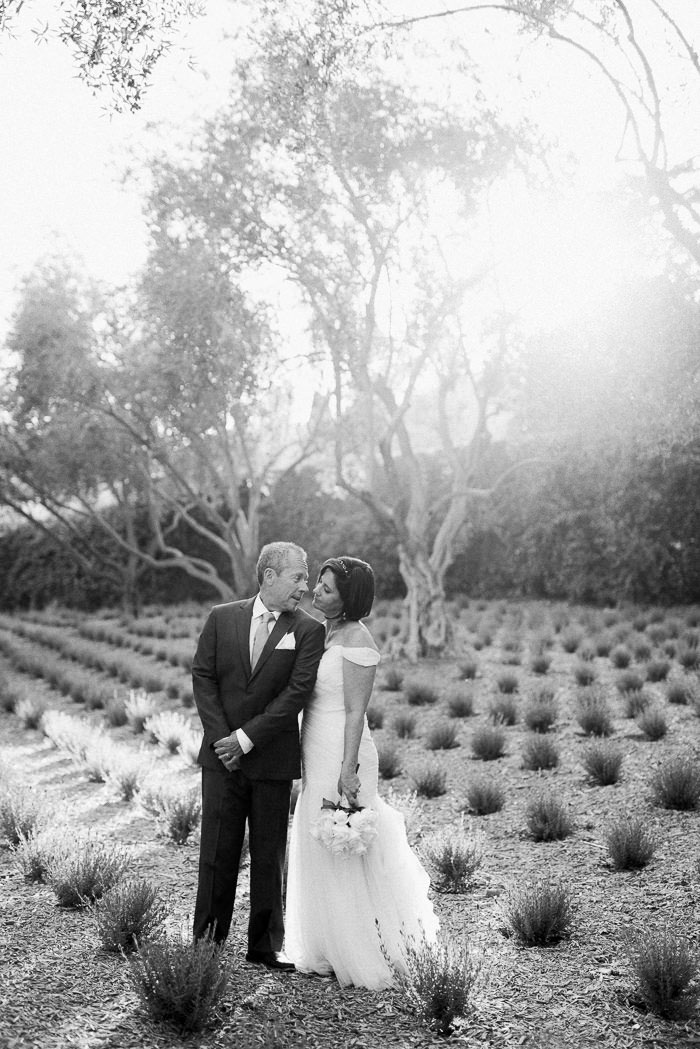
[251,611,275,669]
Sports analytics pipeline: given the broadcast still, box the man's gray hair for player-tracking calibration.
[256,542,307,585]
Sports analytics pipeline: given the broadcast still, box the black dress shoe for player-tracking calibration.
[245,949,296,972]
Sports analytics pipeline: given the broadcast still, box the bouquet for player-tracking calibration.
[310,797,378,856]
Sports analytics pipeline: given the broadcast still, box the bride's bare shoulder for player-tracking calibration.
[341,621,379,652]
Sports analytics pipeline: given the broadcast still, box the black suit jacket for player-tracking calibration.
[192,598,325,780]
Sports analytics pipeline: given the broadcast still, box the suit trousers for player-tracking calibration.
[193,765,292,948]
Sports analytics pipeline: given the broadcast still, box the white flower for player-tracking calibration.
[310,799,377,857]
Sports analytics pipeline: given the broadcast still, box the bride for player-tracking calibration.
[285,556,438,988]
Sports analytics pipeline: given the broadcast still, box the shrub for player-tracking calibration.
[106,749,154,802]
[530,652,551,675]
[521,735,559,771]
[632,639,652,662]
[95,879,167,953]
[82,737,116,783]
[0,781,47,845]
[616,669,645,694]
[46,838,128,907]
[15,696,47,729]
[610,645,632,669]
[406,682,440,706]
[125,689,159,733]
[677,643,700,671]
[377,742,403,779]
[128,928,227,1032]
[576,688,614,737]
[501,880,576,946]
[523,691,558,733]
[457,659,478,681]
[623,688,654,718]
[637,707,668,741]
[387,933,481,1037]
[560,628,583,653]
[179,729,202,766]
[13,827,64,882]
[392,712,416,739]
[381,667,404,692]
[525,793,574,841]
[666,676,699,707]
[446,689,474,718]
[104,693,128,727]
[581,741,624,785]
[421,822,483,892]
[573,662,596,686]
[645,659,670,683]
[366,703,384,730]
[495,672,519,695]
[606,817,656,870]
[594,635,613,657]
[488,696,518,726]
[140,784,202,844]
[651,755,700,810]
[471,724,506,761]
[144,711,189,753]
[425,722,460,751]
[463,778,505,815]
[411,764,447,798]
[626,927,700,1021]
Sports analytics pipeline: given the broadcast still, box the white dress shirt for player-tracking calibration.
[235,595,280,754]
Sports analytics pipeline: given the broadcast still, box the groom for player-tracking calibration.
[192,541,325,970]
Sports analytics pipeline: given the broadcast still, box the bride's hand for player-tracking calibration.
[338,767,361,804]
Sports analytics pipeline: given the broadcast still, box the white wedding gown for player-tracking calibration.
[285,644,438,989]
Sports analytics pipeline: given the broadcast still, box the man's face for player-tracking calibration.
[262,552,309,612]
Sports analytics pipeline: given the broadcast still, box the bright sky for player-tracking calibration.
[0,0,697,344]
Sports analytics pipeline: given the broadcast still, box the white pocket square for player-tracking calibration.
[275,632,296,651]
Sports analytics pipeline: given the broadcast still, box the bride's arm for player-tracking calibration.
[338,657,376,803]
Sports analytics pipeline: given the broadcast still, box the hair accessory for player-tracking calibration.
[336,558,350,577]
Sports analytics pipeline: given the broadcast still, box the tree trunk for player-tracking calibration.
[396,545,453,663]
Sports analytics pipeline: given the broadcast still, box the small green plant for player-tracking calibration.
[576,688,614,737]
[377,742,403,779]
[523,690,558,733]
[471,724,506,761]
[425,722,460,751]
[651,755,700,810]
[605,817,656,870]
[446,688,474,718]
[144,711,189,753]
[677,643,700,671]
[463,777,505,815]
[95,879,167,953]
[626,927,699,1021]
[125,688,159,733]
[406,682,440,706]
[637,707,668,740]
[501,880,576,946]
[386,932,481,1037]
[128,927,227,1032]
[392,712,416,739]
[560,627,584,653]
[495,672,519,695]
[521,735,559,771]
[13,827,64,882]
[381,666,404,692]
[46,838,128,907]
[421,821,483,892]
[666,677,698,706]
[581,741,623,785]
[594,635,613,657]
[411,764,447,798]
[525,793,574,841]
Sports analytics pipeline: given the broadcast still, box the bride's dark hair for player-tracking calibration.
[318,556,375,621]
